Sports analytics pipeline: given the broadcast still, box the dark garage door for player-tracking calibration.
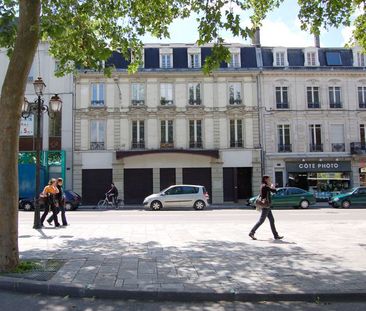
[82,169,112,205]
[160,168,176,190]
[124,169,153,204]
[182,168,212,198]
[223,167,252,202]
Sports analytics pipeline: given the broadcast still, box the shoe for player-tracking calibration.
[55,224,61,228]
[274,235,284,240]
[249,233,257,240]
[47,219,52,225]
[62,223,68,226]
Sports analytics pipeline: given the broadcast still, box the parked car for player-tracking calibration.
[143,185,209,210]
[19,190,82,211]
[247,187,316,209]
[329,187,366,208]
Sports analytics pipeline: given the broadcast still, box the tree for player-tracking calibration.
[0,0,365,272]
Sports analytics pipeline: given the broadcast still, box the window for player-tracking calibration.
[132,120,145,149]
[325,52,342,66]
[188,83,201,105]
[228,82,242,105]
[91,83,105,107]
[160,53,172,69]
[131,83,145,105]
[161,120,173,148]
[275,52,285,66]
[288,188,306,195]
[49,111,61,137]
[182,186,199,194]
[228,52,240,68]
[360,125,366,145]
[165,186,183,195]
[277,125,291,152]
[330,124,345,152]
[358,87,366,108]
[188,53,201,68]
[309,124,322,152]
[275,86,289,108]
[306,51,317,66]
[230,120,243,148]
[90,120,105,150]
[160,83,173,105]
[189,120,202,148]
[329,86,342,108]
[357,52,366,67]
[307,86,320,108]
[28,62,35,82]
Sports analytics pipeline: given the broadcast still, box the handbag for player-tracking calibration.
[255,192,270,211]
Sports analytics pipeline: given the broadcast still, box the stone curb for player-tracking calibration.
[1,276,365,302]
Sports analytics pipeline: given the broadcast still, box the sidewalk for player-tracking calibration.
[1,209,366,302]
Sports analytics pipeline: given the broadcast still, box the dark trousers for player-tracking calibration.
[48,204,67,225]
[250,208,279,238]
[40,203,60,227]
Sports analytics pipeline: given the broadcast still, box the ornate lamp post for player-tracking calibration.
[21,77,62,229]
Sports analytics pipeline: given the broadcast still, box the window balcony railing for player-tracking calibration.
[230,140,244,148]
[276,102,289,109]
[90,100,105,107]
[278,144,292,152]
[90,142,105,150]
[188,98,202,105]
[229,98,242,105]
[359,102,366,109]
[189,141,203,148]
[131,99,145,106]
[131,141,145,149]
[160,99,174,106]
[330,103,342,109]
[331,143,346,152]
[308,102,320,109]
[309,144,323,152]
[350,142,366,154]
[160,142,174,149]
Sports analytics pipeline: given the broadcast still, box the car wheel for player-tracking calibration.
[342,200,351,208]
[65,202,74,211]
[150,200,162,210]
[22,201,34,211]
[193,200,206,210]
[299,200,309,209]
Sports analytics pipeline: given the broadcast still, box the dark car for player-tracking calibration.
[329,186,366,208]
[19,190,82,211]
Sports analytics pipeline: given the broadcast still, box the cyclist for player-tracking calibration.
[106,183,119,207]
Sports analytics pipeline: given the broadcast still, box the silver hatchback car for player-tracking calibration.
[143,185,210,210]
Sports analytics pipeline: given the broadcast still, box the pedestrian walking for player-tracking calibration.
[47,178,68,226]
[40,178,61,227]
[249,175,284,240]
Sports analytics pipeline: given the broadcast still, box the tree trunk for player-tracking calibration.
[0,0,40,272]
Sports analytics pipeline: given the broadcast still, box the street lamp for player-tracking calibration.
[21,77,62,229]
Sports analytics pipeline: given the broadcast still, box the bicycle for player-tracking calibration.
[97,194,124,209]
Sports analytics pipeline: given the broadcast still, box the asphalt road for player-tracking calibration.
[1,289,366,311]
[19,205,366,225]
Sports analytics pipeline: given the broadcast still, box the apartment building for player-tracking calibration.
[0,42,74,188]
[260,44,366,199]
[73,44,261,204]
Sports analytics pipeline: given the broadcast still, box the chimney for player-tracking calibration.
[314,34,320,48]
[251,27,261,47]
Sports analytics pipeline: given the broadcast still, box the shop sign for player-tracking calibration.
[286,161,351,172]
[20,116,34,136]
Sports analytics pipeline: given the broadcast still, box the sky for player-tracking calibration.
[141,0,352,48]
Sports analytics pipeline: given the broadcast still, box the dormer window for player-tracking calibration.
[160,48,173,69]
[228,48,241,68]
[353,47,366,67]
[188,48,201,68]
[304,48,319,66]
[273,48,288,67]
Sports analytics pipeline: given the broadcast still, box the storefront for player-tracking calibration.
[286,160,352,201]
